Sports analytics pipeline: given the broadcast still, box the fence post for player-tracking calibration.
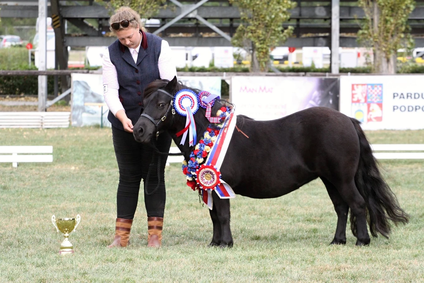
[38,0,48,112]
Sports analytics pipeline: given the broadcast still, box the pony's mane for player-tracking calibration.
[143,79,169,99]
[173,82,201,96]
[143,79,234,118]
[143,79,201,99]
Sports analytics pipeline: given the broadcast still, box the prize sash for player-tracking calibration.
[197,109,237,209]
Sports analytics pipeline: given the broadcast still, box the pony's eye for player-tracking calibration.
[158,103,165,108]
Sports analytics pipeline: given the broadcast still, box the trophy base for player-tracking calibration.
[59,249,74,255]
[59,239,74,255]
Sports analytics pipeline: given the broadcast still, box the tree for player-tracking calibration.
[229,0,295,72]
[95,0,166,20]
[357,0,415,74]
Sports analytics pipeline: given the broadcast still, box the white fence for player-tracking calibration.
[166,144,424,165]
[166,147,184,165]
[0,112,70,129]
[0,146,53,167]
[371,144,424,160]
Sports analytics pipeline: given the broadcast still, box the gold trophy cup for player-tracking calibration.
[51,215,81,255]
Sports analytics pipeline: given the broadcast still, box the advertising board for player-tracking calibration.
[340,76,424,130]
[230,76,339,120]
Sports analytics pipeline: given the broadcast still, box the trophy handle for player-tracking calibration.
[72,214,81,233]
[51,215,59,232]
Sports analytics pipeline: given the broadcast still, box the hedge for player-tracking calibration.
[0,47,62,95]
[2,47,424,96]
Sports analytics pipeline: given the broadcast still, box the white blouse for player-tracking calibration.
[102,39,177,115]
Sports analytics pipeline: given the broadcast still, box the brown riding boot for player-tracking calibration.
[147,217,163,248]
[108,218,133,248]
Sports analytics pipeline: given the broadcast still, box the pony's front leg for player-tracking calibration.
[211,193,233,248]
[208,206,222,246]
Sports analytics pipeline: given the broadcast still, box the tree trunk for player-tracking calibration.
[250,42,261,73]
[381,54,397,74]
[372,1,396,74]
[374,48,397,74]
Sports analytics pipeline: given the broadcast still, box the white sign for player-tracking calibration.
[214,47,234,68]
[231,76,339,120]
[85,46,108,67]
[170,47,189,68]
[340,75,424,130]
[302,47,325,68]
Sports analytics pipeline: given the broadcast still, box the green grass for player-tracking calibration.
[0,127,423,282]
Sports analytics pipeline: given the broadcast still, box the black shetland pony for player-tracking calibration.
[133,77,409,247]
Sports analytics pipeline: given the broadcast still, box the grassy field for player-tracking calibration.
[0,127,423,282]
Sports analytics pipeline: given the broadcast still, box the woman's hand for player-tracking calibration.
[116,110,134,133]
[121,118,134,133]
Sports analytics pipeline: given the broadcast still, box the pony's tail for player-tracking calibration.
[351,119,409,238]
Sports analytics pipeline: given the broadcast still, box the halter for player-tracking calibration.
[140,89,176,134]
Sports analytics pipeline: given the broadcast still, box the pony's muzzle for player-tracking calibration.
[133,125,152,144]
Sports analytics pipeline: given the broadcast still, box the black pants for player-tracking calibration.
[112,126,172,219]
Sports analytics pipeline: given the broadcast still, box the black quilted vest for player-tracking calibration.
[107,31,162,130]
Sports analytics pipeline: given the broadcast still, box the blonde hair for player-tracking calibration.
[109,7,143,33]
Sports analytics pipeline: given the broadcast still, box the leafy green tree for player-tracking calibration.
[229,0,295,72]
[358,0,415,74]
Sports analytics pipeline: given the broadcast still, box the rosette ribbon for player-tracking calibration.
[174,89,199,146]
[198,91,221,124]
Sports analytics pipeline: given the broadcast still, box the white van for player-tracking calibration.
[32,30,56,69]
[33,17,56,69]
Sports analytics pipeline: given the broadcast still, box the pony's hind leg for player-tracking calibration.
[322,178,349,245]
[323,178,370,246]
[339,180,370,246]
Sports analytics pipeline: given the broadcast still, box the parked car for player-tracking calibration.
[0,35,23,48]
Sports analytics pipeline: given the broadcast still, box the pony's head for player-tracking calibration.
[133,76,182,143]
[133,76,227,149]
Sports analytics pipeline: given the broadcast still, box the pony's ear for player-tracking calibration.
[164,76,178,94]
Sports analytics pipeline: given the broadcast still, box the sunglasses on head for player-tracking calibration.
[111,18,136,30]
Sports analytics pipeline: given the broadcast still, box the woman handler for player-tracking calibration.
[102,6,176,248]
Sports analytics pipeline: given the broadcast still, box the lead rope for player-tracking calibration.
[144,152,162,196]
[144,136,186,196]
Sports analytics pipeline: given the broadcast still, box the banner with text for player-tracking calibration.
[230,76,339,120]
[340,76,424,130]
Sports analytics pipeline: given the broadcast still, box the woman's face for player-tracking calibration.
[116,26,141,49]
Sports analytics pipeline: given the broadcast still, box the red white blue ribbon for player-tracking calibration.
[174,89,199,146]
[199,109,237,209]
[202,189,213,209]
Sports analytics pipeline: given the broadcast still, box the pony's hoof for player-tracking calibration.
[209,241,220,247]
[330,239,346,245]
[219,242,233,248]
[208,241,233,248]
[355,239,370,246]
